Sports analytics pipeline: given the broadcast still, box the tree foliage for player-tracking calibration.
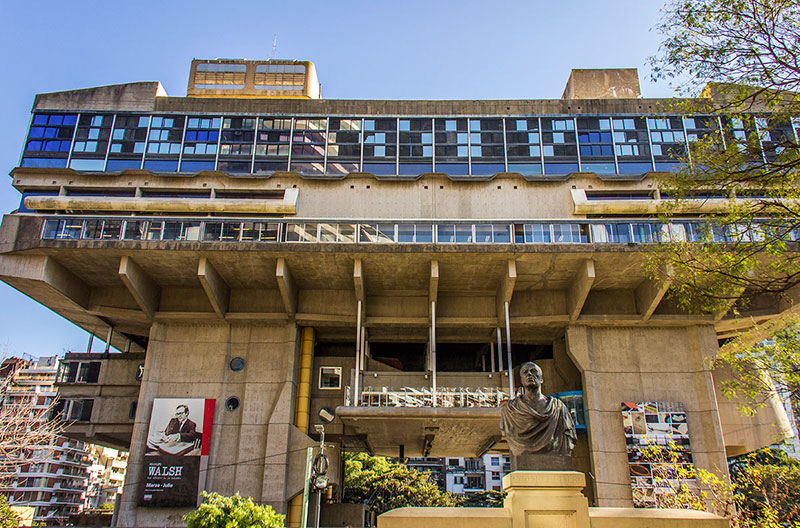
[343,452,459,515]
[730,448,800,526]
[183,492,285,528]
[0,495,20,528]
[641,442,800,526]
[458,490,506,508]
[638,440,737,517]
[715,323,800,413]
[647,0,800,315]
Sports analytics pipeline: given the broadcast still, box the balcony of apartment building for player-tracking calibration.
[54,352,143,450]
[462,475,486,495]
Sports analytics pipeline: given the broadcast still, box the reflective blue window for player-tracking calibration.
[21,157,68,168]
[179,160,215,172]
[144,160,180,172]
[106,159,142,171]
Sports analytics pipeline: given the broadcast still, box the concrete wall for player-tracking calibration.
[116,321,302,527]
[565,325,728,508]
[714,364,786,456]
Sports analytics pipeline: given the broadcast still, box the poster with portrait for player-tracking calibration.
[620,401,694,508]
[139,398,215,507]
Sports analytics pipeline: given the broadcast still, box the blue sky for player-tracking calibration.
[0,0,676,358]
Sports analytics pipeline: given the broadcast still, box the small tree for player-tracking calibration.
[0,376,67,486]
[0,495,20,528]
[183,492,284,528]
[638,440,736,517]
[343,452,459,515]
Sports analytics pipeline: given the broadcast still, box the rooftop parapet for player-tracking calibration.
[562,68,641,100]
[187,58,320,99]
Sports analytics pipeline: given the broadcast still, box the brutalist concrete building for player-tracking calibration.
[0,59,791,526]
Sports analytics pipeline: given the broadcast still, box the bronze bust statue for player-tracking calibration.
[500,362,577,457]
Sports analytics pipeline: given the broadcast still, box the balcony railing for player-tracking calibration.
[344,386,588,430]
[39,215,794,246]
[346,386,510,408]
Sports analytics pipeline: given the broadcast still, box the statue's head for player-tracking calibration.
[519,362,543,391]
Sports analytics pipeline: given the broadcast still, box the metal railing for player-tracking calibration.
[344,386,587,430]
[348,386,510,408]
[40,215,794,245]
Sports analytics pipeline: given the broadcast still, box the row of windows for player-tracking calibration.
[41,217,788,245]
[23,113,795,177]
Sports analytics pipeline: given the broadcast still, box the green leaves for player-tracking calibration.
[343,452,460,515]
[183,492,285,528]
[0,495,20,528]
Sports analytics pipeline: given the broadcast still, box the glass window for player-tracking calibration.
[254,118,291,174]
[108,115,148,163]
[577,117,614,173]
[435,118,468,175]
[181,116,220,171]
[757,116,793,162]
[398,118,433,175]
[24,114,77,160]
[291,118,327,175]
[319,366,342,389]
[327,118,361,174]
[541,118,578,174]
[144,116,184,172]
[648,116,686,172]
[70,113,112,167]
[469,118,504,175]
[218,117,256,173]
[363,118,397,174]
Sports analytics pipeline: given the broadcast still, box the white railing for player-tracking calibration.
[346,386,509,408]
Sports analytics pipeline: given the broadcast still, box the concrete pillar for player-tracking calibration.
[565,325,728,507]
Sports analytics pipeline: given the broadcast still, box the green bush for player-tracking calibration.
[0,495,20,528]
[184,491,284,528]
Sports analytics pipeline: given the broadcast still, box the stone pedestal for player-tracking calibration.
[511,454,573,471]
[503,471,590,528]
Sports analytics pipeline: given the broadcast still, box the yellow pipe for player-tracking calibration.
[294,327,315,433]
[287,326,314,528]
[286,495,303,528]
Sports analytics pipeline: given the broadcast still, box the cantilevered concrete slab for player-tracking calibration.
[336,406,503,457]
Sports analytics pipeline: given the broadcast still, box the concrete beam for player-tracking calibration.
[275,257,297,316]
[778,283,800,312]
[118,256,160,319]
[567,259,595,321]
[197,257,230,318]
[496,260,517,325]
[429,260,439,305]
[0,254,91,309]
[635,266,672,321]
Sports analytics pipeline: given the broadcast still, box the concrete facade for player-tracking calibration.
[0,61,793,525]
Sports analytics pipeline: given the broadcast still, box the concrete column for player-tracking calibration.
[565,324,729,507]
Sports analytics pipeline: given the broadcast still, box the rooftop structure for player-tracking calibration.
[0,59,794,526]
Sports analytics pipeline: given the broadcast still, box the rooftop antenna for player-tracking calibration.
[272,35,278,59]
